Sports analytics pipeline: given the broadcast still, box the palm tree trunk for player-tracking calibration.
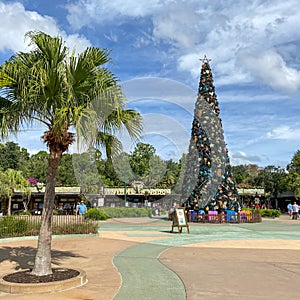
[31,151,61,276]
[7,195,12,216]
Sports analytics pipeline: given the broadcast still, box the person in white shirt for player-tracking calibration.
[292,202,299,220]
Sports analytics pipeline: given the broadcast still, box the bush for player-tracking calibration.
[18,211,31,216]
[258,209,281,218]
[53,222,98,235]
[85,208,109,221]
[102,207,150,218]
[0,215,98,238]
[0,216,29,237]
[244,208,281,218]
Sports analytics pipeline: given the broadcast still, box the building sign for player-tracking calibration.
[237,188,264,195]
[104,187,171,195]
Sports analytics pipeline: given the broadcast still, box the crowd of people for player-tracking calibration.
[56,200,87,216]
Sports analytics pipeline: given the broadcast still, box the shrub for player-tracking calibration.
[18,211,31,216]
[85,208,109,221]
[244,208,281,218]
[0,216,28,237]
[102,207,150,218]
[53,222,98,235]
[259,209,281,218]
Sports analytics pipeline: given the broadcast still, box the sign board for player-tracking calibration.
[171,207,190,234]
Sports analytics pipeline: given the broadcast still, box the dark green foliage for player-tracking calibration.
[25,150,49,183]
[243,208,281,218]
[85,208,109,220]
[102,207,150,218]
[0,142,30,172]
[0,216,29,237]
[18,211,31,216]
[254,166,286,199]
[57,154,77,186]
[257,209,281,218]
[129,142,156,177]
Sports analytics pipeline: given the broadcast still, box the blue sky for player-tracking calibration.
[1,0,300,168]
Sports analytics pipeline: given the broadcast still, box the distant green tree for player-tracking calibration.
[286,151,300,197]
[287,150,300,174]
[156,159,180,189]
[142,155,166,187]
[0,142,30,172]
[231,165,248,185]
[57,154,77,186]
[286,172,300,198]
[72,152,103,193]
[255,166,287,200]
[129,142,156,177]
[26,151,48,183]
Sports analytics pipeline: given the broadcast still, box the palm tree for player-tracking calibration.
[0,31,142,276]
[0,169,29,215]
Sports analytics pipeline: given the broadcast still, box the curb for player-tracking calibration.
[0,268,87,294]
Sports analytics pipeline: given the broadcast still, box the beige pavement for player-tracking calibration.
[0,216,299,299]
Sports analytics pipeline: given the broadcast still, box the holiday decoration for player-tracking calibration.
[181,56,241,212]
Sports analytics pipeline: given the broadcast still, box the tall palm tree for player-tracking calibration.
[0,31,142,276]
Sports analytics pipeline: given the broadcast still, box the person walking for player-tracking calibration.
[76,201,87,216]
[287,202,293,219]
[292,202,299,220]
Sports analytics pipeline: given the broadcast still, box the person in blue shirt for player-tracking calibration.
[287,202,293,219]
[76,201,87,216]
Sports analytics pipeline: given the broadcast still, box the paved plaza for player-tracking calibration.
[0,215,300,299]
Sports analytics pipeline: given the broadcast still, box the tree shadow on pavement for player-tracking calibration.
[0,246,84,271]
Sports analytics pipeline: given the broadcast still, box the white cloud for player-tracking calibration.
[66,0,300,92]
[66,0,165,29]
[238,49,300,93]
[230,151,261,165]
[0,2,91,55]
[266,125,300,140]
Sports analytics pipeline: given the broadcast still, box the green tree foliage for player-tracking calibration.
[25,151,48,183]
[231,165,248,185]
[129,142,156,177]
[72,152,103,193]
[0,142,29,172]
[0,169,29,215]
[156,159,181,189]
[286,151,300,197]
[232,164,262,188]
[287,150,300,173]
[254,165,286,199]
[57,154,77,186]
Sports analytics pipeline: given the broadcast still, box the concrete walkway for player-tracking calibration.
[0,215,300,299]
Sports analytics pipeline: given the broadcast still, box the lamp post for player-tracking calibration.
[124,174,127,207]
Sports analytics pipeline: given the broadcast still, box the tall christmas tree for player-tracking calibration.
[181,56,240,212]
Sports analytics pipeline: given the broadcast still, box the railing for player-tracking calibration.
[0,215,98,238]
[187,211,262,223]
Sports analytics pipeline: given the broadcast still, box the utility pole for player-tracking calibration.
[124,174,127,207]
